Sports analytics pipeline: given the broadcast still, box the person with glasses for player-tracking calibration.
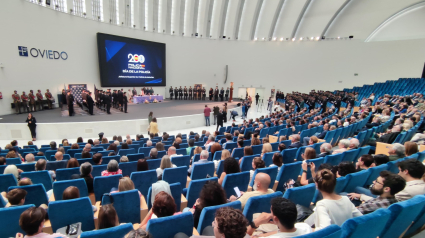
[348,171,406,214]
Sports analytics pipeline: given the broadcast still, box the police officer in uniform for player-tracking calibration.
[194,87,199,100]
[225,87,230,101]
[209,88,213,101]
[29,90,36,112]
[196,87,201,100]
[184,86,188,100]
[174,87,178,100]
[12,90,21,114]
[86,91,94,115]
[188,86,193,100]
[179,86,183,100]
[66,90,75,116]
[169,86,174,100]
[21,91,29,113]
[36,90,44,111]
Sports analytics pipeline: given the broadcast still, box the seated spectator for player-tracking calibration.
[308,136,319,145]
[54,151,63,161]
[278,143,286,152]
[18,207,67,238]
[238,146,254,166]
[117,136,123,143]
[81,151,91,159]
[107,143,118,153]
[186,139,195,155]
[121,142,129,150]
[17,177,51,205]
[388,143,406,161]
[93,139,101,147]
[83,143,92,153]
[304,169,362,230]
[214,149,230,171]
[71,143,80,149]
[101,160,122,176]
[194,134,200,142]
[35,159,55,180]
[404,141,419,156]
[111,177,143,200]
[49,141,57,150]
[71,162,94,193]
[269,152,283,172]
[218,157,240,185]
[356,154,374,171]
[229,173,274,209]
[318,143,332,157]
[246,197,312,237]
[303,124,329,145]
[156,142,165,152]
[288,135,302,148]
[101,137,109,144]
[222,134,232,149]
[98,204,120,230]
[137,159,149,171]
[168,146,182,159]
[335,162,356,177]
[372,154,390,167]
[349,171,406,214]
[300,163,333,186]
[261,143,272,158]
[62,139,69,146]
[156,155,176,179]
[92,153,103,165]
[251,134,261,146]
[349,138,360,149]
[302,147,317,161]
[24,154,36,164]
[57,147,66,155]
[204,135,215,150]
[249,157,266,182]
[188,181,227,228]
[120,156,129,163]
[67,158,80,168]
[188,150,210,175]
[145,148,158,160]
[3,188,27,207]
[0,156,5,165]
[368,125,402,147]
[62,186,97,212]
[77,137,84,143]
[191,146,203,164]
[332,139,350,154]
[140,191,182,230]
[394,159,425,201]
[210,142,222,159]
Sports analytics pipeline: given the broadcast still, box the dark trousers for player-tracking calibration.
[179,95,182,100]
[256,100,259,105]
[189,95,192,100]
[106,104,111,114]
[88,103,94,115]
[37,100,43,110]
[175,94,178,100]
[14,102,21,114]
[29,102,36,112]
[21,102,29,113]
[47,100,53,109]
[203,95,206,100]
[184,95,187,100]
[216,122,223,131]
[68,105,74,116]
[29,126,36,138]
[225,95,228,101]
[123,103,127,113]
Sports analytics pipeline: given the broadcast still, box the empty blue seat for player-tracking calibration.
[21,170,53,191]
[48,197,95,232]
[262,152,275,167]
[340,208,391,238]
[343,170,371,193]
[53,178,89,200]
[249,167,278,189]
[75,152,93,159]
[139,147,155,156]
[34,155,47,161]
[119,161,138,177]
[240,155,258,172]
[97,150,114,156]
[171,155,191,168]
[212,151,222,161]
[9,184,48,207]
[102,189,141,224]
[0,204,35,237]
[131,170,157,199]
[222,171,250,198]
[197,201,241,234]
[283,183,316,208]
[46,160,68,171]
[146,158,162,170]
[80,223,133,238]
[224,142,237,151]
[252,145,263,154]
[186,177,218,208]
[6,158,21,165]
[93,174,122,201]
[67,149,83,157]
[127,153,145,161]
[282,148,298,164]
[341,149,359,163]
[231,148,244,159]
[295,224,341,238]
[190,162,215,180]
[163,167,188,190]
[276,162,302,192]
[102,155,120,165]
[118,148,136,156]
[147,211,194,238]
[243,192,283,222]
[16,163,36,172]
[325,153,343,166]
[56,167,80,181]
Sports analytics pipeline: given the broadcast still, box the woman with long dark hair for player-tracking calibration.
[26,113,37,141]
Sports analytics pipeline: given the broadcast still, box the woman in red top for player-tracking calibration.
[101,160,122,176]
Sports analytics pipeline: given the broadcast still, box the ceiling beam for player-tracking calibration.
[250,0,264,40]
[291,0,312,39]
[321,0,352,38]
[268,0,285,40]
[219,0,230,39]
[234,0,245,40]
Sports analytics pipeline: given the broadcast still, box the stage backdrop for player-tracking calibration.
[69,84,87,104]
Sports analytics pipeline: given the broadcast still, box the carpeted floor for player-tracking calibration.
[0,99,239,123]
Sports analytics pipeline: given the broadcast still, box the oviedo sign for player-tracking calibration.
[18,46,68,60]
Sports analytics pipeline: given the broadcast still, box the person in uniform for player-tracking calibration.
[183,86,188,100]
[36,90,44,111]
[209,88,213,101]
[86,91,94,115]
[21,91,29,113]
[202,87,206,100]
[112,90,117,108]
[220,87,225,101]
[132,87,137,98]
[255,93,260,105]
[105,91,112,114]
[118,89,124,111]
[45,89,53,109]
[194,87,198,100]
[12,90,21,114]
[169,86,174,100]
[61,89,67,110]
[214,87,219,101]
[179,86,183,100]
[123,92,128,113]
[197,87,201,100]
[174,87,178,100]
[66,90,75,116]
[188,86,193,100]
[28,90,36,112]
[225,87,230,101]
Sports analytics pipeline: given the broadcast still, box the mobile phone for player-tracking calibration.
[307,162,311,167]
[234,187,242,198]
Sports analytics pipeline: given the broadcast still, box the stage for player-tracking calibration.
[0,100,241,140]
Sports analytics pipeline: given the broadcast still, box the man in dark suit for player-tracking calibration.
[105,91,112,114]
[209,88,213,101]
[123,92,128,113]
[216,110,224,131]
[368,125,402,147]
[146,148,158,160]
[169,86,173,100]
[202,87,206,100]
[188,86,193,100]
[179,86,183,100]
[174,87,178,100]
[220,87,224,101]
[86,91,94,115]
[225,87,230,101]
[318,143,332,157]
[255,93,260,105]
[214,87,219,101]
[112,90,117,108]
[118,89,124,111]
[288,134,302,148]
[184,86,188,100]
[66,90,75,116]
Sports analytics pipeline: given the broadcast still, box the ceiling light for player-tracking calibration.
[337,36,340,39]
[292,38,295,41]
[280,38,283,41]
[300,37,303,40]
[316,36,320,41]
[273,37,276,41]
[262,37,265,40]
[254,37,257,41]
[310,37,314,40]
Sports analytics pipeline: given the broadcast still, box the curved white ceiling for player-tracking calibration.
[26,0,425,42]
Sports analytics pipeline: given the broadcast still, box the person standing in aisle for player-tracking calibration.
[255,93,260,105]
[26,113,37,141]
[204,105,211,126]
[209,88,213,101]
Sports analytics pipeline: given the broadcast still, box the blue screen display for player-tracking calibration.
[97,33,166,87]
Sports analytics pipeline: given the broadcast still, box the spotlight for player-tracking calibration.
[300,37,303,40]
[292,38,295,41]
[280,38,283,41]
[316,36,320,40]
[254,37,257,41]
[273,37,276,41]
[310,37,314,40]
[337,36,340,39]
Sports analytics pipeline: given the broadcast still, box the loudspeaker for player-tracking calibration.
[349,35,354,39]
[422,63,425,79]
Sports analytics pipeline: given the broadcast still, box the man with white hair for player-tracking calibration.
[288,134,302,148]
[332,139,350,154]
[168,146,182,159]
[318,143,332,157]
[388,143,406,161]
[349,138,360,149]
[368,125,402,147]
[204,135,215,150]
[83,143,92,153]
[187,150,210,175]
[146,140,153,147]
[24,154,36,164]
[54,151,64,161]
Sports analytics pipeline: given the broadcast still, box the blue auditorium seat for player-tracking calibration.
[6,158,21,165]
[67,149,83,157]
[119,161,138,177]
[275,162,302,192]
[190,162,215,180]
[197,201,241,234]
[130,170,157,199]
[93,174,122,201]
[118,148,135,156]
[56,167,80,181]
[283,183,316,208]
[231,148,244,159]
[9,184,48,207]
[102,189,141,224]
[146,158,162,170]
[46,160,68,171]
[102,155,120,165]
[243,192,283,222]
[240,155,258,172]
[324,153,343,166]
[48,197,95,232]
[163,166,188,190]
[249,167,278,189]
[146,183,182,211]
[75,152,93,159]
[171,155,191,168]
[186,177,218,208]
[53,178,89,200]
[282,148,298,164]
[340,208,391,238]
[343,170,371,193]
[295,224,341,238]
[21,170,53,191]
[80,223,133,238]
[262,152,275,167]
[16,163,36,172]
[127,153,145,161]
[341,149,359,163]
[0,204,35,237]
[222,171,250,198]
[147,212,194,238]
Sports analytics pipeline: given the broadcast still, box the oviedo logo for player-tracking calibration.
[18,46,68,60]
[128,53,145,69]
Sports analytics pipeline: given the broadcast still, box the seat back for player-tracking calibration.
[325,153,343,166]
[176,148,187,155]
[102,189,141,223]
[380,195,425,238]
[343,170,371,193]
[283,183,316,207]
[341,149,359,163]
[222,172,250,198]
[282,148,298,164]
[305,157,325,179]
[146,158,162,170]
[197,201,241,234]
[44,150,58,160]
[224,142,237,151]
[102,155,120,165]
[312,142,324,155]
[16,163,36,172]
[163,167,188,191]
[9,184,48,207]
[126,153,145,162]
[118,148,135,156]
[171,155,191,168]
[190,162,215,180]
[212,151,222,161]
[340,208,391,238]
[46,160,68,171]
[240,155,259,172]
[6,158,21,165]
[130,170,158,199]
[364,164,388,186]
[252,145,263,155]
[138,147,155,157]
[186,177,218,208]
[406,195,425,236]
[93,174,122,201]
[249,167,278,188]
[21,170,53,191]
[147,212,194,238]
[56,167,80,181]
[74,152,93,159]
[276,162,302,192]
[231,148,244,159]
[67,149,83,157]
[48,197,95,232]
[294,224,341,238]
[262,152,275,167]
[243,192,283,222]
[324,130,336,143]
[295,146,308,161]
[356,146,371,162]
[53,178,89,201]
[119,161,138,177]
[0,204,35,237]
[146,183,182,210]
[80,223,133,238]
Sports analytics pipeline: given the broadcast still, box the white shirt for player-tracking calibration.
[395,180,425,201]
[267,223,312,237]
[313,196,362,230]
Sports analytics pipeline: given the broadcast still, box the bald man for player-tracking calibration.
[55,151,64,161]
[24,154,36,164]
[168,146,183,159]
[229,173,274,209]
[83,144,92,153]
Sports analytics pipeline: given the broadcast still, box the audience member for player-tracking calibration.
[156,155,177,179]
[168,146,182,159]
[98,204,120,230]
[140,191,181,230]
[368,125,401,146]
[71,162,94,193]
[155,142,165,152]
[188,150,210,175]
[229,173,274,209]
[218,157,240,185]
[332,139,350,154]
[270,152,283,172]
[120,156,129,163]
[404,141,418,156]
[356,154,374,171]
[81,151,91,158]
[62,186,97,212]
[24,154,36,164]
[101,160,122,176]
[349,138,360,149]
[4,188,27,207]
[35,159,55,180]
[18,207,67,238]
[288,135,302,148]
[318,143,332,157]
[388,143,406,161]
[395,159,425,201]
[66,158,79,168]
[210,142,222,159]
[249,157,266,182]
[372,154,390,166]
[137,159,149,171]
[261,143,272,157]
[186,139,195,155]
